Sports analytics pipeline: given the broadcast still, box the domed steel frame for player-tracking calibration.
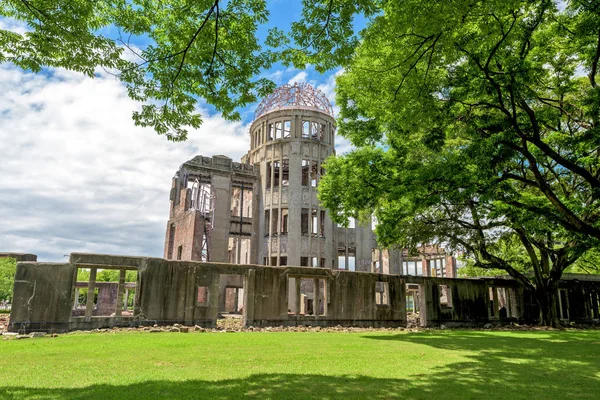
[254,82,334,119]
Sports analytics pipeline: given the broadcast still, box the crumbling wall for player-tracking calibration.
[9,253,600,333]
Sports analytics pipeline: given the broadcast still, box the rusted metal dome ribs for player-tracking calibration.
[254,82,334,120]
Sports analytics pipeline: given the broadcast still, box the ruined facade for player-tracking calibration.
[8,253,600,333]
[163,83,457,283]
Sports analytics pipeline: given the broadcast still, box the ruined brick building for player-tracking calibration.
[163,83,457,314]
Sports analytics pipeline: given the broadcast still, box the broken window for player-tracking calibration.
[302,120,310,138]
[271,208,279,235]
[280,256,287,266]
[273,160,280,188]
[320,258,326,268]
[283,120,291,138]
[270,256,278,266]
[275,121,283,139]
[72,267,138,318]
[266,162,272,189]
[301,208,309,235]
[311,209,318,236]
[439,285,453,307]
[310,160,318,187]
[282,159,289,186]
[311,257,318,267]
[197,286,208,304]
[311,122,324,140]
[348,247,356,271]
[281,209,289,234]
[290,277,328,316]
[375,282,390,306]
[268,124,274,141]
[230,186,252,218]
[177,245,183,260]
[338,247,346,270]
[301,160,310,186]
[301,257,309,267]
[228,237,252,264]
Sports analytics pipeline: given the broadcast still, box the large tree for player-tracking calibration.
[317,0,600,326]
[1,0,277,140]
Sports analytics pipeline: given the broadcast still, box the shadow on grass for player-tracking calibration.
[2,331,599,399]
[362,330,600,399]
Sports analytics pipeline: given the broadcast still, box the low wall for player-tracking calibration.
[8,253,600,333]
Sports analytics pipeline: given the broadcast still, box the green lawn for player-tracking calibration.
[1,329,599,399]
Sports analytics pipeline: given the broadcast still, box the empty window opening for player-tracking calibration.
[282,159,289,186]
[302,160,310,186]
[311,209,318,235]
[73,267,138,318]
[266,162,272,189]
[271,208,279,235]
[311,257,318,268]
[310,160,318,187]
[264,210,270,236]
[271,256,278,266]
[439,285,453,308]
[275,121,283,139]
[320,258,326,268]
[301,257,309,267]
[228,237,252,264]
[231,187,253,218]
[301,208,309,235]
[489,287,517,319]
[283,120,291,138]
[290,277,328,316]
[311,122,324,140]
[268,124,274,140]
[176,245,183,260]
[375,282,390,306]
[338,247,346,270]
[280,256,288,266]
[273,160,281,188]
[197,286,208,304]
[302,121,310,138]
[319,210,326,236]
[348,247,356,272]
[281,209,289,234]
[218,274,245,315]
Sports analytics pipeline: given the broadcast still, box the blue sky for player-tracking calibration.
[0,1,359,261]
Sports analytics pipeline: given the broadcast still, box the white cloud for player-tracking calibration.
[287,71,307,84]
[0,65,249,261]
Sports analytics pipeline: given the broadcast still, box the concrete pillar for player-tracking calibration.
[84,268,97,321]
[210,174,232,262]
[115,269,126,317]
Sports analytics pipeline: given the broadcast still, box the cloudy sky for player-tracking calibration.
[0,4,353,261]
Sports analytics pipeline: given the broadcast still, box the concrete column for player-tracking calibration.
[73,288,79,309]
[287,141,302,267]
[210,174,232,262]
[314,278,320,317]
[115,269,126,317]
[84,268,97,321]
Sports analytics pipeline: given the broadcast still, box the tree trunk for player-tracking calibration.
[536,284,561,328]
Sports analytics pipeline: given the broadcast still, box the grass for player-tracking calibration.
[1,329,599,399]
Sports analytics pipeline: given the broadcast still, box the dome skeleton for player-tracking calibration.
[254,82,334,120]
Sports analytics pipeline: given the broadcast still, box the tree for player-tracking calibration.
[318,0,600,326]
[1,0,277,140]
[0,258,17,301]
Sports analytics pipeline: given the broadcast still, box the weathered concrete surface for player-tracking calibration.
[9,253,600,333]
[0,253,37,262]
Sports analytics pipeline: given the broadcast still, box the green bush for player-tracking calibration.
[0,258,16,301]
